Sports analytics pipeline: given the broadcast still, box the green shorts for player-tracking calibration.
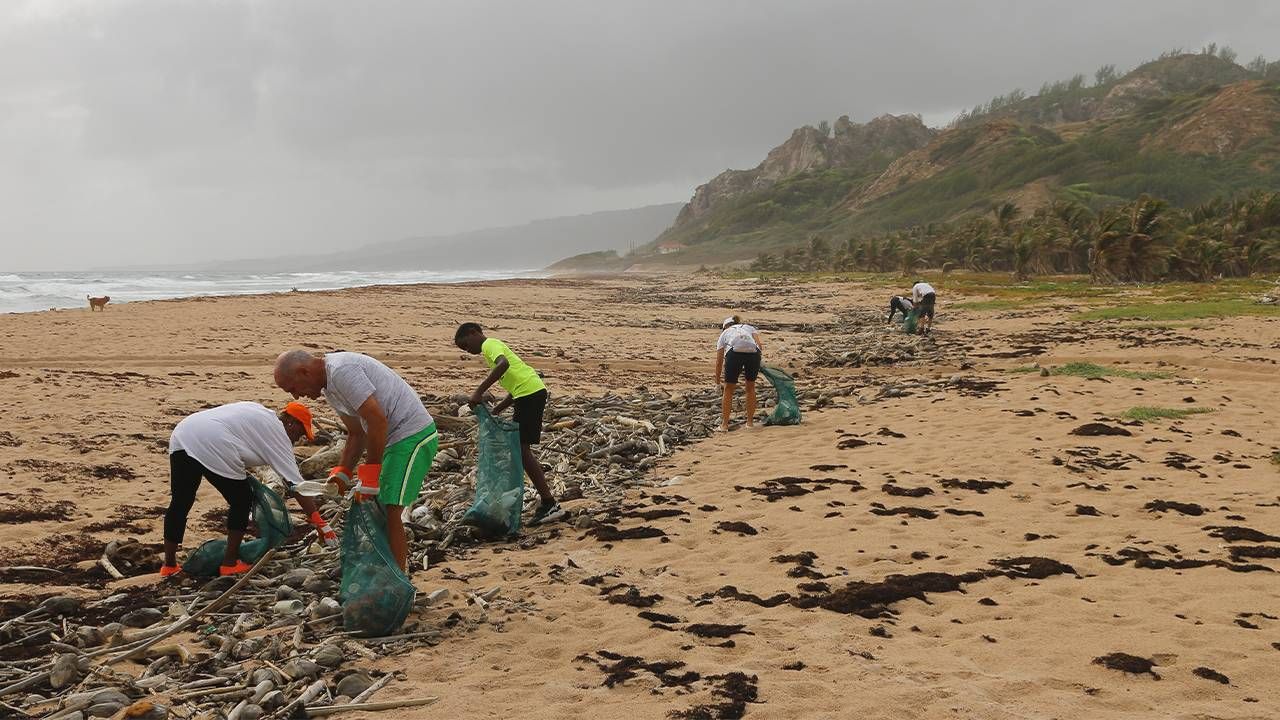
[378,423,439,506]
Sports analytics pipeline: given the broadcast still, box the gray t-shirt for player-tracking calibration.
[323,352,433,446]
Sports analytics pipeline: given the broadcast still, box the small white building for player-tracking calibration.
[657,241,687,255]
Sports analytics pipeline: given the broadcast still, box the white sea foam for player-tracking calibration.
[0,269,537,314]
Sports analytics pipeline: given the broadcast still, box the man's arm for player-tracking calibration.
[337,412,367,471]
[715,347,726,385]
[469,356,509,407]
[355,396,389,464]
[752,333,763,352]
[493,395,514,414]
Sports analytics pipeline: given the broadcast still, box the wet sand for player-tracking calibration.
[1,273,1277,718]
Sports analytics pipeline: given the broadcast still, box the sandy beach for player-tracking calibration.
[2,273,1278,718]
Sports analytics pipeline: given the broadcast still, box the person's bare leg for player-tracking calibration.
[522,445,554,504]
[721,383,736,429]
[163,540,179,567]
[221,529,245,566]
[386,505,408,572]
[745,381,757,426]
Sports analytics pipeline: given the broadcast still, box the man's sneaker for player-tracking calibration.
[219,560,253,576]
[529,502,567,526]
[159,564,181,578]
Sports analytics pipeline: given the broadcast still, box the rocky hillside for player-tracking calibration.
[676,114,935,227]
[642,52,1280,265]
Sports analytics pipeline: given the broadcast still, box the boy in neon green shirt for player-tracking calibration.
[454,322,565,525]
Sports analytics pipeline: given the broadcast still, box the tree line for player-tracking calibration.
[749,190,1280,283]
[951,44,1280,129]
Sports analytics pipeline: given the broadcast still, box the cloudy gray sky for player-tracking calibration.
[2,0,1276,269]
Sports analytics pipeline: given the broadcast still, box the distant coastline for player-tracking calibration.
[0,269,539,315]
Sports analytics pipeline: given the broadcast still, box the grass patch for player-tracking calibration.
[957,298,1034,312]
[1076,299,1280,321]
[1049,362,1170,380]
[1121,406,1213,421]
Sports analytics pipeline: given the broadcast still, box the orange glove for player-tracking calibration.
[309,511,338,548]
[328,466,352,493]
[353,463,381,501]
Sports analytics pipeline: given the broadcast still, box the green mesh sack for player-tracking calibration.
[459,405,525,539]
[903,307,920,334]
[182,478,293,576]
[760,366,802,426]
[339,500,415,637]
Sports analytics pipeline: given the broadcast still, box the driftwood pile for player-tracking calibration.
[806,309,954,368]
[0,386,778,718]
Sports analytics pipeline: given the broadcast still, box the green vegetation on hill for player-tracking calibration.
[644,47,1280,281]
[546,250,629,272]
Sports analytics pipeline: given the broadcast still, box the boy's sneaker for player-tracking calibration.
[159,564,181,578]
[529,501,567,526]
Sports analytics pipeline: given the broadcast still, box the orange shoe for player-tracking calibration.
[219,560,253,576]
[159,564,181,578]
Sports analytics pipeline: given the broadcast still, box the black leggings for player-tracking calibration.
[888,296,913,321]
[165,450,252,544]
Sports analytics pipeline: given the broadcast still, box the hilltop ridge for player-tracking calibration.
[633,50,1280,267]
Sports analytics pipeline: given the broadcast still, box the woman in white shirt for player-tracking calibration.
[715,315,763,431]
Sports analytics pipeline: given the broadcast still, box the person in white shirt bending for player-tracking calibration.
[910,280,937,333]
[715,315,764,432]
[162,401,336,578]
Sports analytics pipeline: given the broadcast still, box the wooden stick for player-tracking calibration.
[303,696,439,716]
[275,679,326,719]
[104,548,277,666]
[98,553,125,580]
[349,672,396,705]
[0,565,62,574]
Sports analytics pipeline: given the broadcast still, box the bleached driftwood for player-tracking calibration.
[304,696,439,716]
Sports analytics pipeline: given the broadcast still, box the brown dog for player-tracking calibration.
[87,295,110,311]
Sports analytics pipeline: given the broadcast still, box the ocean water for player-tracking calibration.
[0,269,535,314]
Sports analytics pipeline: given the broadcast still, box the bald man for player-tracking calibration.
[274,350,438,572]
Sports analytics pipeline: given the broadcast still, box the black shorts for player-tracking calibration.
[512,389,548,445]
[920,293,936,320]
[724,350,761,384]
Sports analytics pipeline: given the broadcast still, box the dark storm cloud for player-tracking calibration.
[1,0,1275,268]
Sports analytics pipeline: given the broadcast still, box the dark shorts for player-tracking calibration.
[724,350,761,384]
[920,293,936,320]
[512,389,548,445]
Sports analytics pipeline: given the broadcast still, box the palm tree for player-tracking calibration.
[992,201,1021,237]
[1009,231,1034,281]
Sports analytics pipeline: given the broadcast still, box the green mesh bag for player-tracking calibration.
[903,307,920,334]
[339,500,416,637]
[459,405,525,539]
[761,366,802,426]
[182,477,293,576]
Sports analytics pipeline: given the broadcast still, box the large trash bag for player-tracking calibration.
[339,500,416,637]
[760,366,802,426]
[182,477,293,576]
[459,405,525,538]
[903,307,920,334]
